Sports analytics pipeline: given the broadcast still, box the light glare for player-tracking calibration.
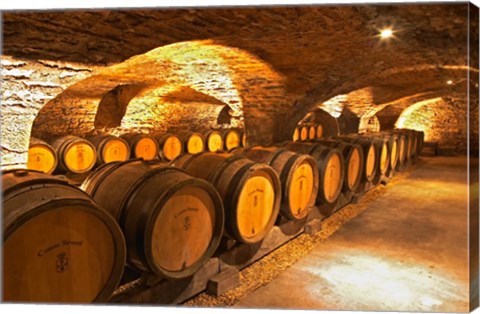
[380,28,393,39]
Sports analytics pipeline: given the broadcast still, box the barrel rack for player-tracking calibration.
[110,206,322,304]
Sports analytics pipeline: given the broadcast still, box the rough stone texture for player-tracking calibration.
[28,41,287,142]
[396,97,472,153]
[1,4,477,168]
[359,115,381,134]
[1,56,96,167]
[469,3,480,160]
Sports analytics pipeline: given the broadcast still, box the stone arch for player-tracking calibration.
[286,65,474,136]
[94,84,147,129]
[395,97,467,151]
[31,40,288,144]
[217,105,234,125]
[300,108,341,137]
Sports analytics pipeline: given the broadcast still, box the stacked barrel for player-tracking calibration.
[231,146,319,220]
[81,160,225,278]
[284,128,424,212]
[7,126,424,303]
[292,123,323,142]
[283,142,345,216]
[171,153,282,244]
[25,129,245,183]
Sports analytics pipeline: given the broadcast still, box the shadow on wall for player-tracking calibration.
[337,107,360,135]
[309,108,341,137]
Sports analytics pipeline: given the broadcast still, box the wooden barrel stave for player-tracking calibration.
[2,169,126,303]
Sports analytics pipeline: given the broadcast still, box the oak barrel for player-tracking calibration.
[393,129,414,162]
[377,132,400,177]
[28,137,58,174]
[156,133,184,161]
[232,146,319,220]
[50,135,97,174]
[120,133,159,161]
[308,125,316,140]
[405,129,421,160]
[88,134,130,165]
[299,125,309,141]
[400,129,423,160]
[171,153,281,244]
[312,139,364,193]
[81,159,224,279]
[223,129,241,151]
[2,169,126,303]
[334,135,377,184]
[284,142,345,215]
[292,127,300,142]
[316,124,324,139]
[178,131,206,154]
[204,130,224,152]
[357,135,389,184]
[395,133,407,168]
[362,135,390,174]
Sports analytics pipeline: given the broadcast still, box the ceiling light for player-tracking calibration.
[380,28,393,39]
[446,80,453,85]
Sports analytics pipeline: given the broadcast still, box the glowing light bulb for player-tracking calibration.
[380,28,393,39]
[446,80,453,85]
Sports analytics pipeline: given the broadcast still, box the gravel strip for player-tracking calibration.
[183,163,419,307]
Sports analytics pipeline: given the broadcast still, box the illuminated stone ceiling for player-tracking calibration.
[2,3,478,151]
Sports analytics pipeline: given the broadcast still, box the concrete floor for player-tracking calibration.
[236,157,470,312]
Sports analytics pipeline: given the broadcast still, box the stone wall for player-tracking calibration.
[1,56,95,168]
[396,98,471,153]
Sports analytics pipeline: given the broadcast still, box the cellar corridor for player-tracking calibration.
[235,156,470,312]
[1,3,478,311]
